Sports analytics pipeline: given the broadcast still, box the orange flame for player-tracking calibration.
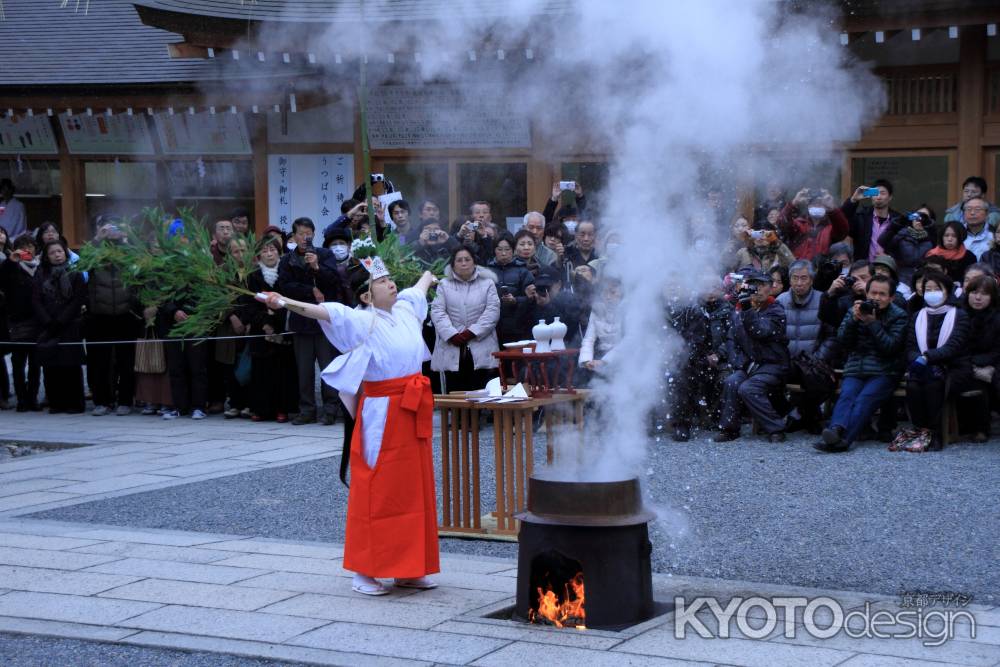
[528,572,585,629]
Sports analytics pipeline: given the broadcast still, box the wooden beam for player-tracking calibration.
[167,42,209,59]
[957,25,986,189]
[843,8,1000,33]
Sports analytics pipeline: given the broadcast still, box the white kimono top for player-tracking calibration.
[319,287,431,468]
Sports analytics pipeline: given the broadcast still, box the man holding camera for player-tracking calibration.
[842,179,902,262]
[814,274,907,453]
[455,203,495,265]
[413,220,456,267]
[278,217,348,426]
[715,270,790,443]
[819,260,871,337]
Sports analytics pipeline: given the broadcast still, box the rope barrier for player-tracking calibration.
[1,332,295,347]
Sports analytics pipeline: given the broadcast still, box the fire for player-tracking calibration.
[528,572,586,629]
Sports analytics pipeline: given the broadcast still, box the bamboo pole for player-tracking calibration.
[358,54,377,233]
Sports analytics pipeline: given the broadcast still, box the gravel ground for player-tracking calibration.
[31,423,1000,605]
[0,633,305,667]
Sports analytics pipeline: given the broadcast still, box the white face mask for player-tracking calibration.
[807,206,826,219]
[605,242,620,254]
[286,241,297,251]
[923,290,946,307]
[564,221,578,235]
[331,245,349,261]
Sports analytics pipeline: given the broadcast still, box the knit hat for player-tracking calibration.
[324,226,353,248]
[872,255,899,280]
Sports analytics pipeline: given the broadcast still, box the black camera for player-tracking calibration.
[859,299,877,316]
[737,284,757,308]
[499,285,512,297]
[807,189,822,200]
[843,275,857,288]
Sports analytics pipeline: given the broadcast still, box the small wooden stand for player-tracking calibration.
[434,391,588,541]
[493,348,580,397]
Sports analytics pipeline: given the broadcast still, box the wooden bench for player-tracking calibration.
[780,379,981,446]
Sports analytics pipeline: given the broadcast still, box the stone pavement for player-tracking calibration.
[1,412,999,666]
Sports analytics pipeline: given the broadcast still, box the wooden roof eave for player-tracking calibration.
[134,4,409,52]
[0,80,339,113]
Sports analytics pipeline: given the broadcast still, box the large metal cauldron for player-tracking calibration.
[514,475,656,630]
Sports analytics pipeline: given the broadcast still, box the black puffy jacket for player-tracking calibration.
[837,303,908,378]
[88,265,138,316]
[486,257,535,344]
[877,223,934,288]
[726,300,789,376]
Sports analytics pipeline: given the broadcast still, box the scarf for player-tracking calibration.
[925,245,967,262]
[18,257,39,277]
[905,227,929,242]
[915,305,956,355]
[260,264,279,287]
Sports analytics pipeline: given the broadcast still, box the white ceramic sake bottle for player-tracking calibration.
[532,319,552,353]
[549,316,567,351]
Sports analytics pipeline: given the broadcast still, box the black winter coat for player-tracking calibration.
[241,270,294,358]
[33,265,86,366]
[0,260,38,327]
[668,303,710,367]
[954,307,1000,372]
[877,223,934,287]
[702,298,734,368]
[837,303,908,378]
[979,249,1000,276]
[726,300,789,376]
[87,265,140,317]
[841,200,903,260]
[277,248,348,335]
[526,291,586,348]
[905,306,969,368]
[486,257,535,344]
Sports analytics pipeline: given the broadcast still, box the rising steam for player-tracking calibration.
[222,0,883,480]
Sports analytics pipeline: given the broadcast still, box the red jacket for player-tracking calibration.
[779,202,849,261]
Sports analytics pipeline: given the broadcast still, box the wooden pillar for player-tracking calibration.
[250,116,268,233]
[55,119,83,247]
[956,26,986,190]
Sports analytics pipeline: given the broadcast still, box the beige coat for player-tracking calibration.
[430,267,501,371]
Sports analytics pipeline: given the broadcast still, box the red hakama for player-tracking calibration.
[343,373,440,578]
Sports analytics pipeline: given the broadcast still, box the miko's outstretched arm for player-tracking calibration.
[413,271,438,297]
[255,292,330,321]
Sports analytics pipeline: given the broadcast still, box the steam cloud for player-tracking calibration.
[223,0,883,481]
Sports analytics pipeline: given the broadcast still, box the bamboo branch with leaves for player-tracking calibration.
[75,207,258,339]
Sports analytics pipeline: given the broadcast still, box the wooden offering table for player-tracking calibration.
[434,391,588,541]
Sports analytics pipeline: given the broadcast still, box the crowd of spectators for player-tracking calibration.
[1,175,1000,453]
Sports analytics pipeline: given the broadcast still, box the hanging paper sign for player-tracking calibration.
[378,191,403,230]
[0,115,59,155]
[155,112,252,155]
[268,154,354,233]
[367,84,531,149]
[60,113,155,155]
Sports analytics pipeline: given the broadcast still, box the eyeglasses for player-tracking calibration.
[965,206,988,212]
